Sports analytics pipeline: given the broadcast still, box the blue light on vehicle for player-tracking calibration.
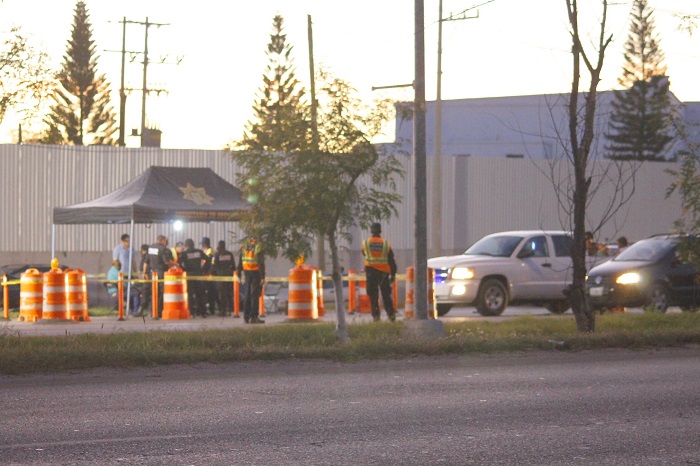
[434,268,449,284]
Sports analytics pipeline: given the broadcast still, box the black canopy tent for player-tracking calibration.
[53,165,249,225]
[52,166,250,315]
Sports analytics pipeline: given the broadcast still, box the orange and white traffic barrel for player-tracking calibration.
[162,267,189,320]
[18,268,43,322]
[405,266,415,319]
[316,272,325,317]
[287,263,318,320]
[348,269,356,313]
[428,267,436,319]
[358,278,371,313]
[42,268,68,320]
[66,268,90,322]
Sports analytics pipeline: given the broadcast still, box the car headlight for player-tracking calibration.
[616,272,641,285]
[451,285,467,296]
[451,267,475,280]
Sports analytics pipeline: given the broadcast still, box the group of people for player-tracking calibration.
[108,234,266,324]
[107,222,399,324]
[585,231,629,257]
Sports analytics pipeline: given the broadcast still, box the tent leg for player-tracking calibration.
[126,219,135,316]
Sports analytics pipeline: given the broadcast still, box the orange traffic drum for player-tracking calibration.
[42,268,68,320]
[163,267,189,320]
[18,268,43,322]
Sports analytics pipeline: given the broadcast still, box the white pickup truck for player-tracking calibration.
[428,230,608,316]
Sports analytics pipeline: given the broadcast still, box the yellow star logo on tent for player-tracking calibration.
[179,183,214,205]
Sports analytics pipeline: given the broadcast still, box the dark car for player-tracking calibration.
[586,236,700,312]
[0,264,69,311]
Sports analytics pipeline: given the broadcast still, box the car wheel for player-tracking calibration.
[436,304,452,317]
[644,284,669,313]
[545,301,570,314]
[476,279,508,316]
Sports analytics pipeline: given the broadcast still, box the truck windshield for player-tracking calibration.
[464,236,523,257]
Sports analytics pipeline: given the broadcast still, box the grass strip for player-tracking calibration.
[0,313,698,375]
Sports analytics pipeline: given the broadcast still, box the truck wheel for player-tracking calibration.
[436,304,453,316]
[545,301,570,314]
[476,279,508,316]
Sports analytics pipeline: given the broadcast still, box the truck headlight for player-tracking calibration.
[616,272,640,285]
[451,285,467,296]
[451,267,474,280]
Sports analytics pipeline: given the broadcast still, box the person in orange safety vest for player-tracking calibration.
[362,223,397,322]
[237,237,265,324]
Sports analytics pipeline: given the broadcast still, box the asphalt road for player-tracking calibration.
[1,348,698,465]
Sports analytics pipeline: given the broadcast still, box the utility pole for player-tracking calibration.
[414,0,428,321]
[107,17,171,147]
[432,0,495,256]
[308,14,325,272]
[119,17,126,146]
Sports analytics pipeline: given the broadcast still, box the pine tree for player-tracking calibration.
[605,0,673,161]
[239,15,310,153]
[43,1,117,145]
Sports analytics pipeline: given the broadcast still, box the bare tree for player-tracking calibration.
[563,0,615,333]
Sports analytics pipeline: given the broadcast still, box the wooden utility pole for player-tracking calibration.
[308,14,325,271]
[414,0,428,320]
[432,0,494,256]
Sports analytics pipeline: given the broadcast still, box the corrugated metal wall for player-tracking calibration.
[0,144,684,275]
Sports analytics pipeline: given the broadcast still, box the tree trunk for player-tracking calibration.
[327,230,349,343]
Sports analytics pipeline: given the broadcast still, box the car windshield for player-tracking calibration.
[464,235,523,257]
[614,239,676,262]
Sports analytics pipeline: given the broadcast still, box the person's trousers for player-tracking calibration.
[243,270,262,321]
[187,280,207,316]
[218,281,233,315]
[365,267,395,320]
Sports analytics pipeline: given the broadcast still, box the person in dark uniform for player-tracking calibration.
[237,237,265,324]
[145,234,176,318]
[138,243,151,315]
[362,223,397,322]
[213,240,236,317]
[200,237,218,315]
[179,238,210,318]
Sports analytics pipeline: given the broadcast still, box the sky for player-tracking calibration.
[0,0,699,150]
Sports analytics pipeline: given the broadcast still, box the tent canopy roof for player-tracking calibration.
[53,166,249,224]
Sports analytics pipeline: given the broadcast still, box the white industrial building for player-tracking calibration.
[0,92,695,279]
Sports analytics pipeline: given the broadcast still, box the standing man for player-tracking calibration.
[179,239,210,318]
[213,240,236,317]
[145,234,176,318]
[171,241,185,263]
[362,223,397,322]
[113,233,138,315]
[200,237,218,315]
[237,237,265,324]
[112,234,136,276]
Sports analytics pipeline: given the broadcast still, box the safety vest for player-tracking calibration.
[242,242,261,271]
[363,237,391,273]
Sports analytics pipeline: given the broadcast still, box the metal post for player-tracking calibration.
[414,0,428,320]
[140,17,149,148]
[432,0,444,257]
[119,17,126,146]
